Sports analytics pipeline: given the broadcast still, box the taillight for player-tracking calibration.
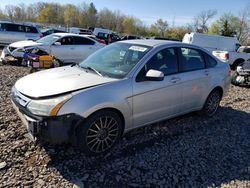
[98,39,106,45]
[224,53,229,60]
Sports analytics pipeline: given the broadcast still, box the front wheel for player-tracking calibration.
[200,90,222,117]
[76,110,123,156]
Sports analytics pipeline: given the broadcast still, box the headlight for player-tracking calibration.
[27,94,72,116]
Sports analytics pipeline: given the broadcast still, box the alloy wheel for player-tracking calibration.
[204,91,221,116]
[86,116,119,153]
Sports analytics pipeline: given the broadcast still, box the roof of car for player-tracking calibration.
[52,32,81,37]
[119,39,181,47]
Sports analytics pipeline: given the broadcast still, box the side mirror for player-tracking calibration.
[54,42,61,46]
[145,69,164,81]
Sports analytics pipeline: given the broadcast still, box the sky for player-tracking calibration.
[1,0,249,26]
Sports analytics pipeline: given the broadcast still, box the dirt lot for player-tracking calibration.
[0,64,249,187]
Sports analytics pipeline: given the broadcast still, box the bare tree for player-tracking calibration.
[193,9,217,33]
[152,19,168,37]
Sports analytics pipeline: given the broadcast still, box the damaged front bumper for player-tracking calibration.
[11,99,84,145]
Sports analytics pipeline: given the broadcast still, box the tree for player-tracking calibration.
[151,19,168,37]
[86,2,97,27]
[166,27,190,41]
[64,4,78,27]
[193,9,217,33]
[5,5,15,20]
[208,22,220,35]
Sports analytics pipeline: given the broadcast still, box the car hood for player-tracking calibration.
[15,66,118,98]
[9,40,42,49]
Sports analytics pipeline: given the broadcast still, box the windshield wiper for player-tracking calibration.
[81,66,103,77]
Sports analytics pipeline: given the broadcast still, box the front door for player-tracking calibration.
[132,47,182,127]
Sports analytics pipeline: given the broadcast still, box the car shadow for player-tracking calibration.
[43,106,250,187]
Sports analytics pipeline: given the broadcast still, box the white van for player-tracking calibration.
[182,32,250,70]
[182,32,240,52]
[92,28,112,36]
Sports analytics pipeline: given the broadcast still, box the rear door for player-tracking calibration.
[177,47,211,112]
[24,26,40,40]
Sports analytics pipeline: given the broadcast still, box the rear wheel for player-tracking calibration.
[200,90,222,117]
[76,110,122,155]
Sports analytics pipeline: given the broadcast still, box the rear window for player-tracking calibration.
[205,54,217,68]
[179,47,205,71]
[73,36,95,45]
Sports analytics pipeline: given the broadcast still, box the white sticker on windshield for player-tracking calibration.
[129,46,147,52]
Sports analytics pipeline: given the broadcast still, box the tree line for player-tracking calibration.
[0,2,249,44]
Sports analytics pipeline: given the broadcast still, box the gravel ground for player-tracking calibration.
[0,64,249,188]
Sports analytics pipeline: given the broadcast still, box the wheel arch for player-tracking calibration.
[84,107,126,134]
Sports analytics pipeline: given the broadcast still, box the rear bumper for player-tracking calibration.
[11,99,84,145]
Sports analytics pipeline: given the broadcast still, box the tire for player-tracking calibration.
[200,90,222,117]
[76,110,123,156]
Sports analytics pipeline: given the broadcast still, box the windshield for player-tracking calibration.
[36,34,61,45]
[80,43,151,78]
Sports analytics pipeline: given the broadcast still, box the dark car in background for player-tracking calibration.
[96,32,121,44]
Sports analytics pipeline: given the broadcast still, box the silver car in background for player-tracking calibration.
[0,33,105,65]
[0,21,41,46]
[11,40,231,155]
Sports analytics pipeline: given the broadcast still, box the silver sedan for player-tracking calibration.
[11,40,231,155]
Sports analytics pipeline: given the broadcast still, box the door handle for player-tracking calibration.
[70,47,74,50]
[170,77,180,83]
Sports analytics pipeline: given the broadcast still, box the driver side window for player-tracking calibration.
[137,48,178,81]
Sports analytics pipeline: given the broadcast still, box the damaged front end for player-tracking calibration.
[231,61,250,86]
[11,87,84,145]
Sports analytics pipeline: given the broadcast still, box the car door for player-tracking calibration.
[177,47,211,112]
[50,36,74,63]
[3,23,22,44]
[72,36,98,62]
[132,47,182,127]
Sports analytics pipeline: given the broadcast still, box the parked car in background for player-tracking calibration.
[150,36,180,41]
[0,33,105,64]
[11,40,230,155]
[92,27,112,36]
[69,27,92,35]
[182,32,240,52]
[121,35,142,40]
[96,32,120,44]
[0,21,42,46]
[231,60,250,86]
[182,32,248,70]
[41,28,67,36]
[81,34,106,45]
[212,45,250,70]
